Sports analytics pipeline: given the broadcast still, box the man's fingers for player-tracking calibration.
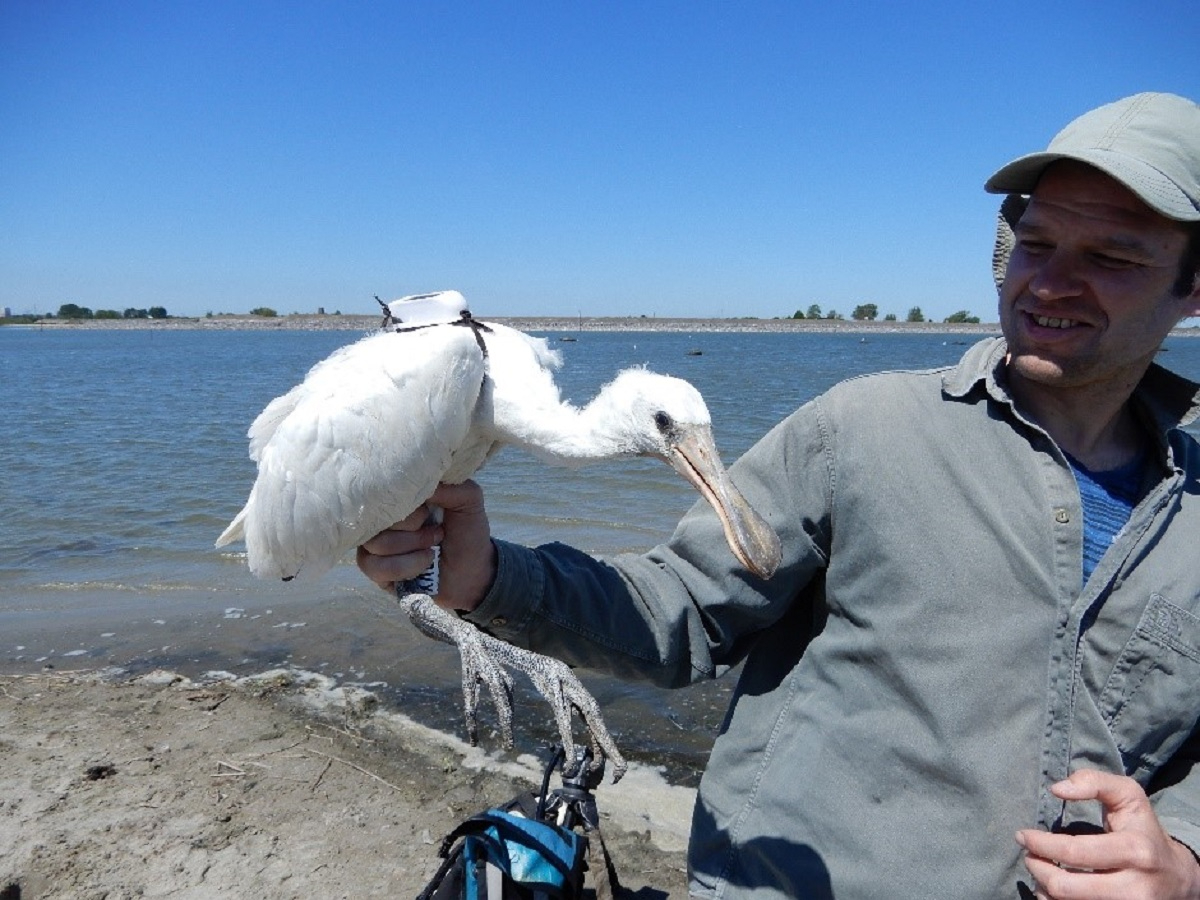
[356,504,444,591]
[355,544,437,591]
[429,480,486,515]
[354,481,493,607]
[1051,769,1149,813]
[1052,769,1158,838]
[1019,829,1133,872]
[359,518,442,556]
[427,480,493,612]
[1017,773,1200,898]
[1023,853,1120,900]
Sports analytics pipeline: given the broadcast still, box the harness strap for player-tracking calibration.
[447,311,493,358]
[374,295,492,358]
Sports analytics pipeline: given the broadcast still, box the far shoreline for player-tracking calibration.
[6,313,999,334]
[7,313,1200,337]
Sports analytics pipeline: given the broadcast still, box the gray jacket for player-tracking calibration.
[466,337,1200,899]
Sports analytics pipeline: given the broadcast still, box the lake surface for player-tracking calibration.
[4,326,1198,782]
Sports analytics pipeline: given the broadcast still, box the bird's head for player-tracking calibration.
[597,369,713,455]
[597,369,782,581]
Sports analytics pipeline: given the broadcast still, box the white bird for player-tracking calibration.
[217,291,781,781]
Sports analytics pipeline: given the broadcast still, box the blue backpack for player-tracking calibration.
[418,803,589,900]
[416,748,621,900]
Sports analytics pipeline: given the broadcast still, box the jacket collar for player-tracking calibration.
[941,336,1200,435]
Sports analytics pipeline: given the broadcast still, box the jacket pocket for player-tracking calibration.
[1098,593,1200,780]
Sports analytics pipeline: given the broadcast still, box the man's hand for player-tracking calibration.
[356,480,495,612]
[1017,768,1200,899]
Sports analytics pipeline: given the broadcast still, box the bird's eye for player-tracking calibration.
[653,411,674,433]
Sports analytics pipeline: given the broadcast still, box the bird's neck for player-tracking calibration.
[497,395,630,466]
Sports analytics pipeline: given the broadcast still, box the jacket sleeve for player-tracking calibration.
[463,399,836,688]
[1151,722,1200,858]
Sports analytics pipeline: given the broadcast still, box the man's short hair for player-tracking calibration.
[1175,222,1200,298]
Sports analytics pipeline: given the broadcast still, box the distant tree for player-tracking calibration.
[148,306,168,319]
[250,307,278,317]
[806,303,822,319]
[57,303,93,319]
[825,309,844,320]
[944,310,980,324]
[94,309,121,319]
[851,303,878,321]
[884,313,897,322]
[791,309,806,319]
[124,307,149,319]
[906,306,926,323]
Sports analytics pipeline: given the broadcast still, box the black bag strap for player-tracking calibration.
[415,838,465,900]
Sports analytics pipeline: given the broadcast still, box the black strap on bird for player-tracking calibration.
[375,295,493,358]
[375,294,397,330]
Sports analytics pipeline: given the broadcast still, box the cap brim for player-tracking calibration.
[984,151,1067,195]
[985,150,1200,222]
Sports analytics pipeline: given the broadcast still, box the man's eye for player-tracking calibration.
[1017,239,1052,254]
[1093,253,1141,270]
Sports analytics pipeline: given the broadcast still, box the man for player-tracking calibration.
[360,93,1200,898]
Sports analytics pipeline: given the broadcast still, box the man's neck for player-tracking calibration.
[1008,376,1146,471]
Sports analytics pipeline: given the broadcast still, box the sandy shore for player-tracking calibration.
[0,668,691,899]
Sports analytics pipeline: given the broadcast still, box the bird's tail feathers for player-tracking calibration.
[214,508,247,548]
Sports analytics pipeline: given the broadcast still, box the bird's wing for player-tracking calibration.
[218,326,489,581]
[243,336,380,461]
[246,385,304,462]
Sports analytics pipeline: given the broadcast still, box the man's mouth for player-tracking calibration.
[1028,313,1080,329]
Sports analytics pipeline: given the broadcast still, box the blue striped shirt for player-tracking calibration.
[1066,452,1146,584]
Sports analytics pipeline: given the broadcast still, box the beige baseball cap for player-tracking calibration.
[985,92,1200,222]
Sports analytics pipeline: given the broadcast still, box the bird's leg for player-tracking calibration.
[398,589,627,783]
[397,591,515,748]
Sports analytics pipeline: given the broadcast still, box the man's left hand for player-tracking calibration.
[1017,768,1200,899]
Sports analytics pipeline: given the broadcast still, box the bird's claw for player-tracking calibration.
[520,653,627,782]
[398,590,627,782]
[455,621,516,748]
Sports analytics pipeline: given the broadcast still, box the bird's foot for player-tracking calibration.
[398,591,515,749]
[517,648,627,783]
[398,590,627,783]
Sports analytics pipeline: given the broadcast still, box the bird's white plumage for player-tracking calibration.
[218,325,487,579]
[217,294,781,779]
[218,298,778,585]
[215,317,616,580]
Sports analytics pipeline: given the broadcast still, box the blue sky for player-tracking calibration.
[2,2,1197,322]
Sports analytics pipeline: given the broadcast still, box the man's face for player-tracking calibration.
[999,161,1200,396]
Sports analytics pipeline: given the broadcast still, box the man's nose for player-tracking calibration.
[1028,249,1084,301]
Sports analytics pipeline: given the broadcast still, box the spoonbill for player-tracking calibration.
[216,291,781,781]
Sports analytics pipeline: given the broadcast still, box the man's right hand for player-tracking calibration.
[356,480,495,613]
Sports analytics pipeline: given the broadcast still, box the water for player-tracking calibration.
[3,325,1198,783]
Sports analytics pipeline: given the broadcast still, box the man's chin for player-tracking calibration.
[1005,349,1077,387]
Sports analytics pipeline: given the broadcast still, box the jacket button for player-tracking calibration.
[491,616,507,628]
[1054,508,1070,523]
